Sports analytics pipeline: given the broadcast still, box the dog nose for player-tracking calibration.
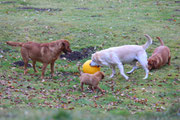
[89,62,95,67]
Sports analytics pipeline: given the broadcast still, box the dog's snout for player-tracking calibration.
[90,61,99,67]
[89,62,93,66]
[90,62,95,67]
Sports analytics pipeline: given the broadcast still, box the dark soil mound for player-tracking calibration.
[12,61,32,67]
[0,1,16,4]
[17,7,62,12]
[60,47,96,61]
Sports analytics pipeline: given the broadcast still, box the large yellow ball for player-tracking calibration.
[82,60,100,74]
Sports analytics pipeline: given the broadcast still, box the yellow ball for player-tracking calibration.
[82,60,100,74]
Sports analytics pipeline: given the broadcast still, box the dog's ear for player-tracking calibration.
[148,59,152,69]
[62,40,72,53]
[101,72,105,79]
[152,60,157,68]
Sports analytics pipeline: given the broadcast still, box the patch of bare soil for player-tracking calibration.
[175,1,180,3]
[12,61,32,67]
[75,8,89,10]
[17,7,62,12]
[0,1,16,4]
[60,47,96,61]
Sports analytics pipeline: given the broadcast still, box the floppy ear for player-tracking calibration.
[62,41,66,47]
[92,53,100,62]
[101,72,105,79]
[148,59,153,70]
[153,60,158,67]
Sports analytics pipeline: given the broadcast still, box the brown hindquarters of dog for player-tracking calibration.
[6,40,72,79]
[148,37,171,70]
[78,66,105,94]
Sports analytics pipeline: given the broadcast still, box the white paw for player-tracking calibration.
[126,71,132,74]
[109,75,114,78]
[143,76,148,79]
[125,76,129,80]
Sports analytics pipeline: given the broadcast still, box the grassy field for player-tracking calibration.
[0,0,180,119]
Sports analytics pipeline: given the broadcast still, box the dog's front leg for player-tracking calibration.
[138,58,149,79]
[117,63,129,80]
[50,61,55,78]
[110,65,116,78]
[95,86,104,94]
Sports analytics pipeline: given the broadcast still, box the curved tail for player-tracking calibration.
[142,34,152,50]
[6,41,24,47]
[78,64,83,75]
[156,37,164,46]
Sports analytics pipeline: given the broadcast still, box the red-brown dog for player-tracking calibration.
[6,40,72,79]
[148,37,171,70]
[78,65,105,94]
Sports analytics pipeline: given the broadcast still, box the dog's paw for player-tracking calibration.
[125,76,129,80]
[109,74,115,78]
[126,71,132,74]
[143,77,148,80]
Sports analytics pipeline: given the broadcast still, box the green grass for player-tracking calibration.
[0,0,180,119]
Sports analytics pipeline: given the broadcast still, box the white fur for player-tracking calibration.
[90,34,152,80]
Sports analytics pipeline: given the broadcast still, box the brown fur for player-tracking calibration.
[78,66,105,94]
[148,37,171,70]
[6,40,72,79]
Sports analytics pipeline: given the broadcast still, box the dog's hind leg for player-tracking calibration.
[168,56,171,65]
[110,65,116,78]
[117,63,129,80]
[23,59,28,75]
[88,85,93,91]
[21,48,29,75]
[81,82,84,92]
[127,62,138,74]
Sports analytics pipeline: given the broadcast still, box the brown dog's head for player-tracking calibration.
[61,40,72,54]
[148,59,156,70]
[95,71,105,80]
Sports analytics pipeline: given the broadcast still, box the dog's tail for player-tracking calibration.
[142,34,152,50]
[156,37,164,46]
[78,64,83,75]
[6,41,24,47]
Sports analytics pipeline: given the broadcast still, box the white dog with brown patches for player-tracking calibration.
[90,34,152,80]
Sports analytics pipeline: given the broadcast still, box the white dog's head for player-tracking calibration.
[90,53,101,67]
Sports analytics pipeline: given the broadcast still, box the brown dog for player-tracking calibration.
[148,37,171,70]
[6,40,72,79]
[78,66,105,94]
